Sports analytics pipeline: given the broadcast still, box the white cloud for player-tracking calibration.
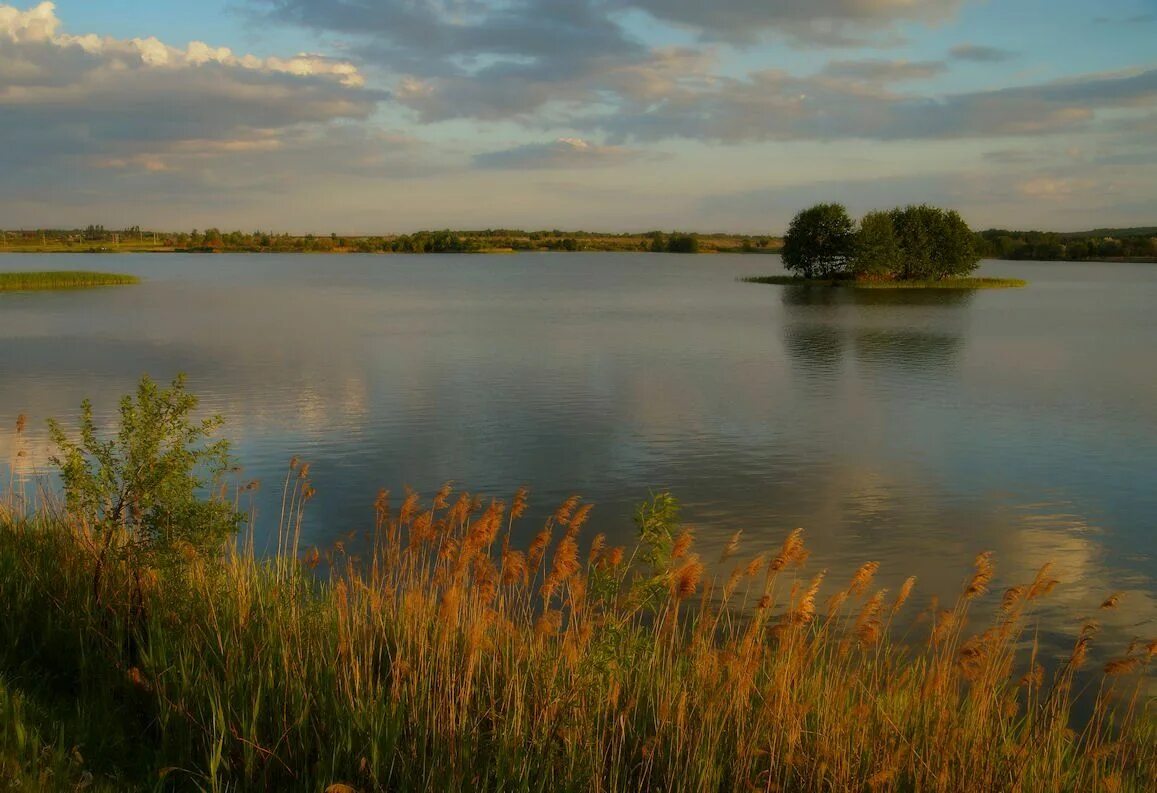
[0,2,414,212]
[474,137,643,169]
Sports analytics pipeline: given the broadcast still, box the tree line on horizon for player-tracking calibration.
[975,227,1157,261]
[0,227,777,255]
[3,222,1153,262]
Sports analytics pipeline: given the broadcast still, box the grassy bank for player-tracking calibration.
[0,485,1152,791]
[0,271,140,291]
[743,276,1028,289]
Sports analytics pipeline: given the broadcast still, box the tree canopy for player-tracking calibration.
[781,203,856,278]
[784,203,980,281]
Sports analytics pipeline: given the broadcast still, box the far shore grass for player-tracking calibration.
[0,271,140,291]
[743,275,1028,289]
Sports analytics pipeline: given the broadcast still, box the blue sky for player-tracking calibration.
[2,0,1155,232]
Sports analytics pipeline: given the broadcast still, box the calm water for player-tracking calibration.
[1,253,1154,657]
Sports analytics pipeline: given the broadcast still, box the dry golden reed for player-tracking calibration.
[1,481,1154,793]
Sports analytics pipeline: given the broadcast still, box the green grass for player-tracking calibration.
[0,271,141,291]
[743,275,1027,289]
[0,484,1152,792]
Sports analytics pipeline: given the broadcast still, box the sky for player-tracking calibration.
[1,0,1155,233]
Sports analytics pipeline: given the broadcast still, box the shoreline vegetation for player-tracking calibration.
[2,224,1155,262]
[0,271,140,291]
[1,377,1153,791]
[743,275,1028,289]
[0,227,780,256]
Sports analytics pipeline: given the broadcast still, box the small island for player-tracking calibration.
[0,271,141,292]
[746,203,1026,289]
[744,275,1027,289]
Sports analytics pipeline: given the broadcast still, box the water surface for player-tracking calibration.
[2,253,1154,658]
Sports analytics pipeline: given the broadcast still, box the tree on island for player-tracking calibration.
[782,203,856,278]
[887,205,979,280]
[852,211,903,278]
[785,202,981,281]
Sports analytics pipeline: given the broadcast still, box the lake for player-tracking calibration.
[1,253,1154,660]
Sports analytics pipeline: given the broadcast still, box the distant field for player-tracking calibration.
[0,271,141,291]
[743,276,1028,289]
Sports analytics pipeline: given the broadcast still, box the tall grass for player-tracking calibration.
[0,475,1152,791]
[0,271,140,291]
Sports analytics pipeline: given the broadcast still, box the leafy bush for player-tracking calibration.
[782,204,856,278]
[47,374,242,567]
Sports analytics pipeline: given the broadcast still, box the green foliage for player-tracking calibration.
[665,234,700,254]
[784,203,979,281]
[0,272,139,291]
[889,204,980,280]
[782,203,855,278]
[634,492,681,572]
[977,228,1157,261]
[852,211,903,277]
[630,493,682,612]
[47,374,242,565]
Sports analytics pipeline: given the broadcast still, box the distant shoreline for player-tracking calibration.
[1,247,1154,264]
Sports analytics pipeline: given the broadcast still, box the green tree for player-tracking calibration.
[782,203,855,278]
[666,233,699,254]
[48,374,242,570]
[853,211,902,278]
[890,205,980,279]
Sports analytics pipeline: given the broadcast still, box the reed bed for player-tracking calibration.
[0,474,1152,792]
[0,271,140,291]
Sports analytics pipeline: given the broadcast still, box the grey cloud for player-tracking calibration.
[822,58,947,82]
[621,0,966,44]
[249,0,1155,148]
[473,138,640,170]
[949,44,1016,62]
[698,161,1157,231]
[586,67,1157,143]
[253,0,665,123]
[248,0,969,124]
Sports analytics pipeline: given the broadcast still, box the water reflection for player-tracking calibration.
[1,253,1154,675]
[781,286,971,380]
[853,330,963,371]
[780,284,976,307]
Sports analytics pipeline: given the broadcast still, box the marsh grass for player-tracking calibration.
[0,271,140,291]
[0,473,1152,791]
[744,275,1027,289]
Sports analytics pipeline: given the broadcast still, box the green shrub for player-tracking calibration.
[47,374,242,570]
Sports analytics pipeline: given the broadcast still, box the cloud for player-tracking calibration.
[474,138,641,170]
[247,0,1156,147]
[585,66,1157,143]
[248,0,969,124]
[822,58,947,82]
[0,2,426,211]
[698,156,1157,232]
[949,43,1016,62]
[621,0,966,45]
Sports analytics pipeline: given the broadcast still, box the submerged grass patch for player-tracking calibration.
[744,275,1027,289]
[0,271,140,291]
